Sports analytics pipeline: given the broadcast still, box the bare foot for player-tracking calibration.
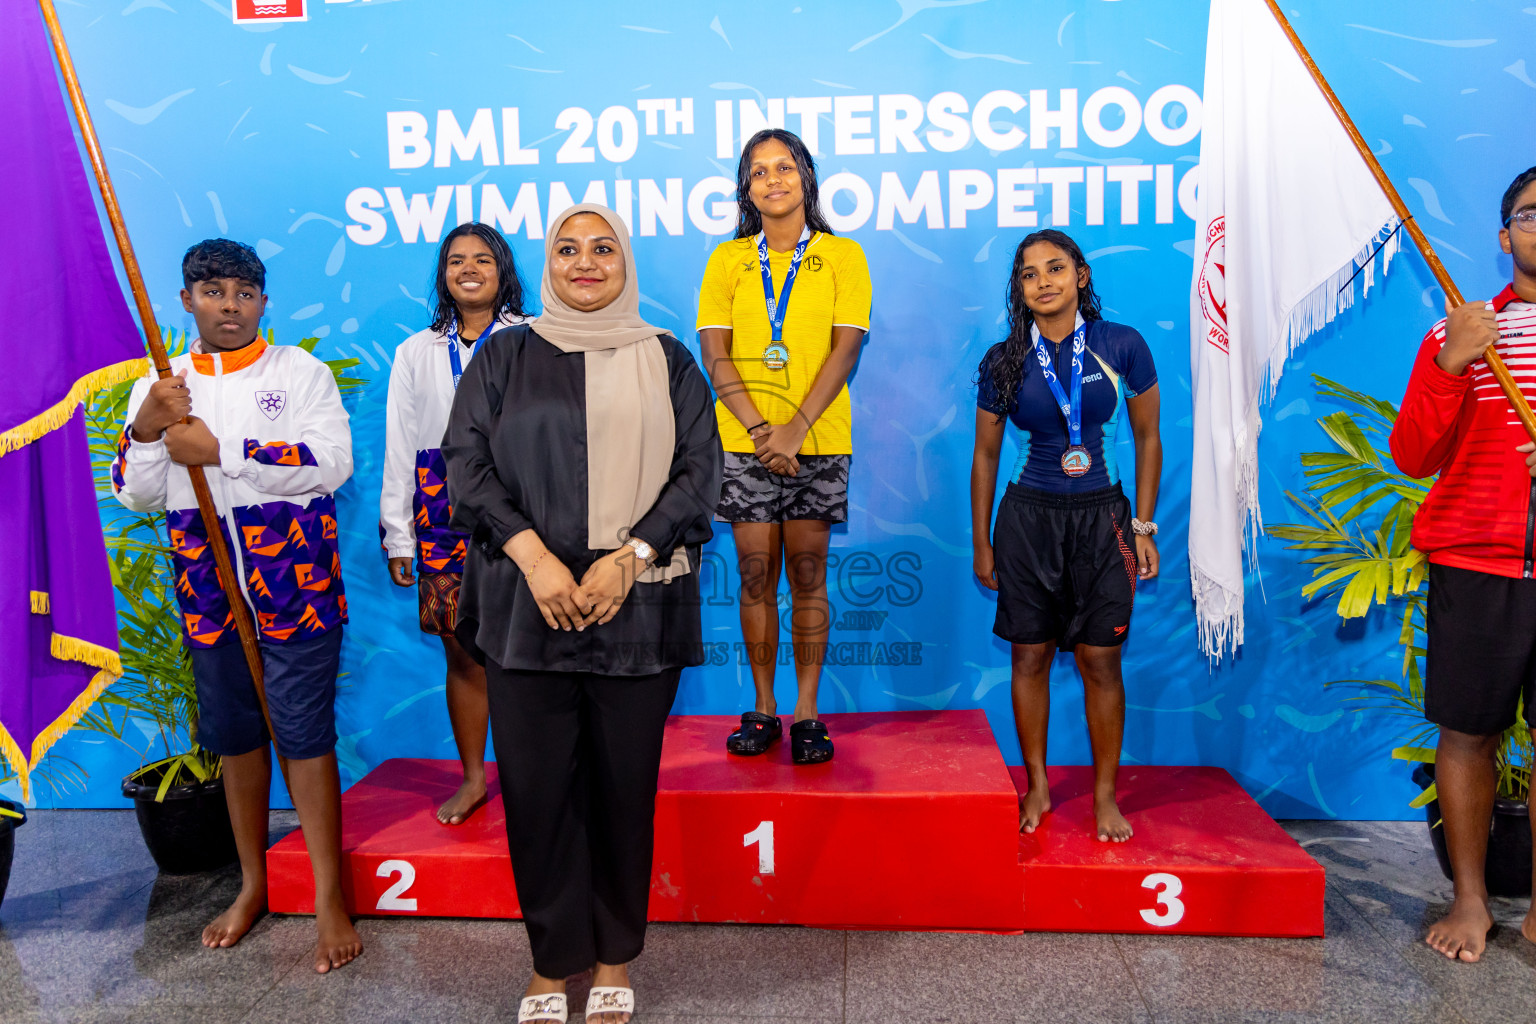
[201,886,265,948]
[1019,783,1051,833]
[1523,906,1536,946]
[1425,895,1494,962]
[590,961,633,1024]
[435,775,488,826]
[1094,796,1133,843]
[313,897,362,974]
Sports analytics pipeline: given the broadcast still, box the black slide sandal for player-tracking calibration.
[790,719,834,765]
[726,711,782,755]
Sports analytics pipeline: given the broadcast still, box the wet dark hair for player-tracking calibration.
[1502,165,1536,227]
[733,128,835,239]
[429,222,528,333]
[976,229,1104,419]
[182,238,265,291]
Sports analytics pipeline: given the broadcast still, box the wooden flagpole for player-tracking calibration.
[1263,0,1536,444]
[38,0,290,769]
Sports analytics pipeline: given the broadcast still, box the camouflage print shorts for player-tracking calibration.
[715,453,849,524]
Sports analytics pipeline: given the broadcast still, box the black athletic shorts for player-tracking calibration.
[1425,562,1536,736]
[992,484,1138,649]
[716,452,849,523]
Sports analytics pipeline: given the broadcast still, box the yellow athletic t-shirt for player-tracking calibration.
[696,232,871,455]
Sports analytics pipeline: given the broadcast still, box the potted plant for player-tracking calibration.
[77,330,363,873]
[1271,376,1532,896]
[82,506,237,875]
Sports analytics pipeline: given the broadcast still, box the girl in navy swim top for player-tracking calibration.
[970,229,1163,844]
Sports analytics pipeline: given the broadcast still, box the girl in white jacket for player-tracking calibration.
[380,223,530,825]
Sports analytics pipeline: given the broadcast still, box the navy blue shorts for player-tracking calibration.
[189,629,343,760]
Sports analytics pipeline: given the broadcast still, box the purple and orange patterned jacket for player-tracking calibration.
[113,339,353,648]
[379,316,526,575]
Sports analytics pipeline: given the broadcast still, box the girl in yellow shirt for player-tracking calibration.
[697,128,872,765]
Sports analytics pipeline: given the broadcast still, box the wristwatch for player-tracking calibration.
[625,537,656,565]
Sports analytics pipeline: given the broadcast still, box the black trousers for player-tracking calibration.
[485,663,681,978]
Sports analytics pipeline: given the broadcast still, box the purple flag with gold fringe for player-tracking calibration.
[0,2,147,799]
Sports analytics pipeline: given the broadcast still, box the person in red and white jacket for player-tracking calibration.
[113,239,360,973]
[380,223,530,826]
[1389,165,1536,963]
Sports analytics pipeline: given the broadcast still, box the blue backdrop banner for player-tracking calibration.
[23,0,1536,817]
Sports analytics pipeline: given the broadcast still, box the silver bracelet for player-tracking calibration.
[1131,518,1158,536]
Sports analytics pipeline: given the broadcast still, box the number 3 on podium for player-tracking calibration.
[1139,872,1185,927]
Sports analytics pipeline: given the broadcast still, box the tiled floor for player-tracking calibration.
[0,812,1531,1023]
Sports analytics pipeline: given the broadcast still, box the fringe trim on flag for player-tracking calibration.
[1199,216,1402,660]
[0,348,143,794]
[50,633,123,676]
[1,635,125,801]
[1244,215,1404,538]
[28,668,115,773]
[1259,216,1403,406]
[0,722,29,803]
[0,357,149,456]
[1247,214,1406,540]
[1192,557,1245,658]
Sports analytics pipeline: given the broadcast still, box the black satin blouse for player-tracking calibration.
[443,324,723,675]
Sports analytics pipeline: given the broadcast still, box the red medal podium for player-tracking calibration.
[267,710,1323,936]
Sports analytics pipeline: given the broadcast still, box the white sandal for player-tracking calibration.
[584,985,635,1021]
[518,992,568,1023]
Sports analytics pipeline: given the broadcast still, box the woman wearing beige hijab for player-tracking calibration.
[444,205,722,1024]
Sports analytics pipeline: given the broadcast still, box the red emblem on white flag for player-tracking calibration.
[1197,216,1228,354]
[232,0,307,24]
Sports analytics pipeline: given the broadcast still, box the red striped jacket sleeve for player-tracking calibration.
[1389,324,1473,480]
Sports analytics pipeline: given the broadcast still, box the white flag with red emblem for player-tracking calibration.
[1188,0,1402,656]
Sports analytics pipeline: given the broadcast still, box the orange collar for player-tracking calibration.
[191,338,268,376]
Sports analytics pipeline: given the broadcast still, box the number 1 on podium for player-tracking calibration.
[743,821,775,876]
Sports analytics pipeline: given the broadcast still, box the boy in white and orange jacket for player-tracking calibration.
[112,239,361,974]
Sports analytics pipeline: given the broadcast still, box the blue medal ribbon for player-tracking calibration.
[758,226,812,363]
[446,316,491,390]
[1030,314,1089,467]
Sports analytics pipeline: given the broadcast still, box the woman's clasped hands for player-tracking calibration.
[508,531,643,632]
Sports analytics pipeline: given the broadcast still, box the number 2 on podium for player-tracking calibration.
[377,859,419,912]
[743,820,775,876]
[1139,872,1184,927]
